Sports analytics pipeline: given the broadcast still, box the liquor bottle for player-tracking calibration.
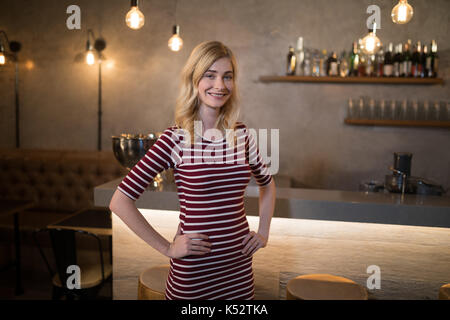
[295,37,305,76]
[375,47,384,77]
[303,49,311,76]
[349,42,359,76]
[358,54,367,77]
[327,51,339,76]
[357,39,366,76]
[394,44,403,77]
[365,54,374,77]
[339,51,349,77]
[383,43,394,77]
[312,49,320,76]
[429,40,439,78]
[286,45,297,75]
[402,40,412,77]
[319,49,327,76]
[421,45,428,78]
[411,41,422,78]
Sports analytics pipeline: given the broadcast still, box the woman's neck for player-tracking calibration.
[198,104,220,132]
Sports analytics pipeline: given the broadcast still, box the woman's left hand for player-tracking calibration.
[241,231,267,256]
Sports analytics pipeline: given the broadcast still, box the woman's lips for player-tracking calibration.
[208,92,228,99]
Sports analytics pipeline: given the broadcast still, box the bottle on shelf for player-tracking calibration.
[383,43,394,77]
[375,47,384,77]
[357,39,366,76]
[327,51,339,76]
[349,42,359,77]
[286,45,297,75]
[295,37,305,76]
[402,40,412,77]
[421,45,429,78]
[303,49,311,76]
[312,49,320,76]
[358,55,367,77]
[339,51,349,77]
[411,41,422,78]
[429,40,439,78]
[319,49,327,76]
[394,43,403,77]
[368,54,377,77]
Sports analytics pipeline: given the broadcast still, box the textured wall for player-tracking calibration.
[0,0,449,191]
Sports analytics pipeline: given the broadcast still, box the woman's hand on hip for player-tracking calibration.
[241,231,267,256]
[167,233,211,259]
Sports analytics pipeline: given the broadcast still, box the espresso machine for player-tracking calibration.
[385,152,446,196]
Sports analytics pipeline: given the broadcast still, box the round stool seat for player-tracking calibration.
[286,274,368,300]
[439,284,450,300]
[138,265,170,300]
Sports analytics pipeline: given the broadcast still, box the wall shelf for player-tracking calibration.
[344,118,450,128]
[259,76,445,85]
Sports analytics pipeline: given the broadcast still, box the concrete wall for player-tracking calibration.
[1,0,449,191]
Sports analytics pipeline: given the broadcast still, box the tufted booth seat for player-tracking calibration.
[0,148,128,231]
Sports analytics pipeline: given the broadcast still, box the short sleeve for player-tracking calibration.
[117,127,182,201]
[245,126,273,187]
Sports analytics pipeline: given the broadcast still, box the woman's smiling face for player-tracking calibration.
[197,57,234,110]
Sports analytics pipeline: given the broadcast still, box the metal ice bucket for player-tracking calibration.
[111,133,173,187]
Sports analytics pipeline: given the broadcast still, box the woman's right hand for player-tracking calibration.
[167,233,212,259]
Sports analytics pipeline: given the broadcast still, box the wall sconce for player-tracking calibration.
[86,29,106,66]
[0,30,22,149]
[126,0,145,30]
[85,29,107,151]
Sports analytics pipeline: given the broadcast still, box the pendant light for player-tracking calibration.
[361,22,382,55]
[168,25,183,52]
[126,0,145,30]
[168,0,183,52]
[391,0,414,24]
[0,44,5,65]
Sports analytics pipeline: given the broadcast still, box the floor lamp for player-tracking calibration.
[85,29,106,151]
[0,30,22,148]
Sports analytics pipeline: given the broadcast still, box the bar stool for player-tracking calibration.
[439,284,450,300]
[137,265,170,300]
[286,274,368,300]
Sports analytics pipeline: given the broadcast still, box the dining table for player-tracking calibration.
[0,198,36,295]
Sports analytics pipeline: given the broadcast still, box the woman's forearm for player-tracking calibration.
[109,189,171,257]
[257,179,276,239]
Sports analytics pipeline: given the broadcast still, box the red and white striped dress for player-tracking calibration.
[117,122,272,300]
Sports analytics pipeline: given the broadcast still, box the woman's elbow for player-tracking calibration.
[260,178,276,192]
[109,192,118,212]
[109,189,131,212]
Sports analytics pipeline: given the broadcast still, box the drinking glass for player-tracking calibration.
[379,100,386,120]
[347,98,355,119]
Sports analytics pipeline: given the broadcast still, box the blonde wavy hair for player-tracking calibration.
[174,41,240,146]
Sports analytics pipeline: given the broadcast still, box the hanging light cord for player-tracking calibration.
[174,0,178,26]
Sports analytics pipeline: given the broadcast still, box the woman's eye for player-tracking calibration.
[205,74,215,79]
[224,76,233,80]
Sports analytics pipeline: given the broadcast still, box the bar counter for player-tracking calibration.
[95,177,449,300]
[95,177,450,228]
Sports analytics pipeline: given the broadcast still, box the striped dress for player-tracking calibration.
[117,122,272,300]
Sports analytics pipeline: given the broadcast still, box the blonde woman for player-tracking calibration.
[109,41,276,300]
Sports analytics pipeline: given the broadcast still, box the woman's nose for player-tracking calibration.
[214,77,226,89]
